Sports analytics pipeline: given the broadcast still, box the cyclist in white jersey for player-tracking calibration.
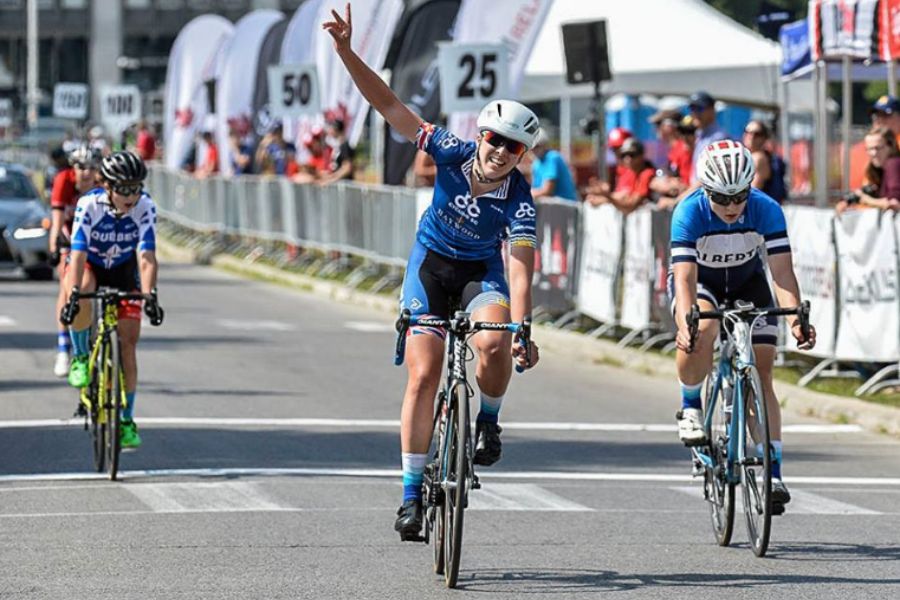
[669,140,816,510]
[324,4,541,541]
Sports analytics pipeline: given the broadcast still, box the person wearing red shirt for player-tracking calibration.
[135,120,157,161]
[50,145,101,377]
[194,130,219,178]
[586,138,655,215]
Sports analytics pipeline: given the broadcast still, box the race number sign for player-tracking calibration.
[53,83,89,120]
[0,98,11,128]
[438,43,509,114]
[267,64,320,118]
[100,85,142,133]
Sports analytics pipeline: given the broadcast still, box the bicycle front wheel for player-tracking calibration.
[105,332,123,481]
[704,372,735,546]
[740,366,772,557]
[430,394,448,575]
[89,345,106,473]
[443,381,469,588]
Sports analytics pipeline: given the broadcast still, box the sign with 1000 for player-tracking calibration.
[53,83,89,120]
[100,85,142,133]
[267,64,320,118]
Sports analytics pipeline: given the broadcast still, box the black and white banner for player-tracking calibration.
[533,199,579,315]
[810,0,879,60]
[784,205,838,357]
[577,204,622,324]
[834,209,900,361]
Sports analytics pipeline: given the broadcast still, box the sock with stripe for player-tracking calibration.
[57,329,71,354]
[757,441,783,479]
[477,392,503,424]
[70,327,90,358]
[401,452,427,502]
[680,380,703,411]
[123,391,136,422]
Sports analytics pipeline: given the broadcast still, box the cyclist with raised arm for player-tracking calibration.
[50,145,102,377]
[669,140,816,512]
[64,151,164,449]
[324,3,541,541]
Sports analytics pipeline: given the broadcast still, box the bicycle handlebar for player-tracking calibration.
[685,300,811,350]
[60,287,163,326]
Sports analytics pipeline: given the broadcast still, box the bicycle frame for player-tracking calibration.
[81,296,126,420]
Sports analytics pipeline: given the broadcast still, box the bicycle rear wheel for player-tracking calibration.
[740,366,772,557]
[105,332,123,481]
[443,381,469,588]
[704,371,735,546]
[88,351,105,473]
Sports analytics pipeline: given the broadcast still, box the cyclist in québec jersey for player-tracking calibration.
[64,151,165,449]
[324,4,541,542]
[50,145,102,378]
[669,140,816,512]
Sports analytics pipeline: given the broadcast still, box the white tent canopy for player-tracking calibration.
[521,0,813,110]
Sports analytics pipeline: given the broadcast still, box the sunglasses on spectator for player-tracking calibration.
[73,162,97,171]
[481,130,528,156]
[705,188,750,206]
[744,129,764,137]
[110,182,143,196]
[620,151,640,158]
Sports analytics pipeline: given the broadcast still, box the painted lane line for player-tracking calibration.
[127,481,282,513]
[0,316,16,327]
[672,486,882,515]
[0,418,863,434]
[3,467,900,487]
[344,321,395,333]
[469,483,593,512]
[216,319,296,332]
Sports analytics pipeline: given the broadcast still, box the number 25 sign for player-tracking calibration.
[438,43,509,114]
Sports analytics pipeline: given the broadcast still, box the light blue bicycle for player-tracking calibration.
[686,300,810,557]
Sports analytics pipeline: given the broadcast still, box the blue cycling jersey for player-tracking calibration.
[413,123,537,261]
[71,188,157,269]
[669,187,790,294]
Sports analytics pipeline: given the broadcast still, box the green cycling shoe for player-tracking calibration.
[67,356,89,388]
[120,419,142,449]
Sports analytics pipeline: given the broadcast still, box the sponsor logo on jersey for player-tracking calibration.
[515,202,536,219]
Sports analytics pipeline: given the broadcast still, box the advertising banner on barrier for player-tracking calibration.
[650,208,675,331]
[533,199,579,315]
[784,206,838,357]
[810,0,879,60]
[621,207,653,331]
[577,204,622,324]
[834,210,900,361]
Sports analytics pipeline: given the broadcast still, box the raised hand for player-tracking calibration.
[322,2,352,53]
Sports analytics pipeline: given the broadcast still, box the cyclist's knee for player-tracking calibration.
[474,331,508,359]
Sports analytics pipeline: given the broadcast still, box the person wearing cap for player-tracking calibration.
[850,95,900,189]
[688,91,725,183]
[586,137,656,215]
[530,128,577,201]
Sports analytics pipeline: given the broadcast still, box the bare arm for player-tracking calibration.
[532,179,556,199]
[139,251,158,294]
[324,4,422,142]
[768,251,816,349]
[49,208,63,254]
[672,261,698,352]
[751,151,771,189]
[507,245,534,323]
[65,250,87,298]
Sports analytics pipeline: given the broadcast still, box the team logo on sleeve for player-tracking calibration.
[515,203,536,219]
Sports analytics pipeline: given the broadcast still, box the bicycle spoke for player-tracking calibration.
[740,367,772,557]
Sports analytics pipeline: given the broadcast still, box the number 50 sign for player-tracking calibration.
[268,64,320,118]
[438,43,509,114]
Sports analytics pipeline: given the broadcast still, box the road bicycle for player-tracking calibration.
[395,309,531,588]
[686,299,810,557]
[61,287,161,480]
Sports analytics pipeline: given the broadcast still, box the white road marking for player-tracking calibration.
[0,417,863,434]
[216,319,296,332]
[3,467,900,487]
[672,486,882,515]
[127,481,282,513]
[0,316,16,326]
[469,483,592,511]
[344,321,395,333]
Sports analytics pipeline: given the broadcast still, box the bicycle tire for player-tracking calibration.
[704,371,735,546]
[106,331,123,481]
[443,381,469,588]
[740,366,772,557]
[88,344,105,473]
[431,395,448,575]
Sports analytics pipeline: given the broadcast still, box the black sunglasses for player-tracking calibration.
[73,162,98,171]
[706,187,750,206]
[481,130,528,156]
[111,182,143,196]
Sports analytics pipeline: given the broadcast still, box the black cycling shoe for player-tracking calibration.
[394,499,424,541]
[772,478,792,505]
[473,421,502,466]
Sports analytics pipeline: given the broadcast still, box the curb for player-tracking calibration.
[158,236,900,439]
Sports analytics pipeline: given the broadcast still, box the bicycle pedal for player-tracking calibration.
[772,502,786,516]
[472,474,481,490]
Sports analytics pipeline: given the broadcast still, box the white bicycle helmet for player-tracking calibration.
[476,100,541,150]
[697,139,755,195]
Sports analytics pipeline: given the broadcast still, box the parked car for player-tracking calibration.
[0,163,52,280]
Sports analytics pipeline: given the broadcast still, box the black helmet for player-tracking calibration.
[100,150,147,183]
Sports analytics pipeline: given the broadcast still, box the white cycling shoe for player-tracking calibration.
[676,407,707,446]
[53,352,70,378]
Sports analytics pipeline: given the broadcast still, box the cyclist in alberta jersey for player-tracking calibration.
[64,151,164,449]
[669,140,816,512]
[324,3,541,542]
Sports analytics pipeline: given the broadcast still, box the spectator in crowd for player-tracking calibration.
[319,118,355,184]
[742,120,787,203]
[413,151,437,187]
[88,125,109,156]
[292,127,332,183]
[837,127,900,214]
[870,95,900,137]
[580,126,632,199]
[194,130,219,178]
[255,121,298,176]
[530,128,577,201]
[585,138,655,215]
[688,91,726,183]
[228,129,254,175]
[655,116,701,210]
[134,120,157,161]
[649,109,689,199]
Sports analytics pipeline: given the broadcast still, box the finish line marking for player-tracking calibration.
[2,467,900,487]
[0,418,863,435]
